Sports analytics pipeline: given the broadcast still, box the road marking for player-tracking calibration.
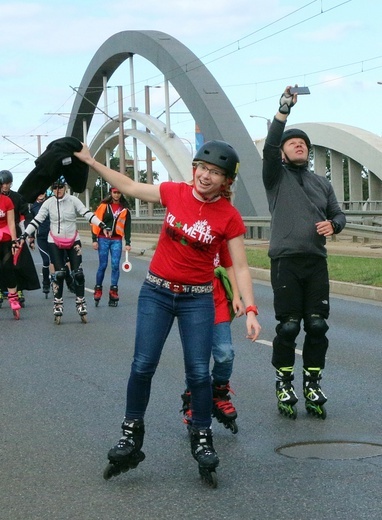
[256,339,302,356]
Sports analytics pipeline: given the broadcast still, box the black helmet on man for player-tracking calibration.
[281,129,311,149]
[0,169,13,185]
[51,176,67,189]
[193,140,240,180]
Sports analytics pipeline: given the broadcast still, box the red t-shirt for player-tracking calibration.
[149,182,246,285]
[0,194,14,241]
[213,240,233,324]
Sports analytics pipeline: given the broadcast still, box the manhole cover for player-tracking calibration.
[276,441,382,460]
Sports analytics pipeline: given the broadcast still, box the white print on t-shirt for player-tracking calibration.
[166,212,216,245]
[213,252,220,268]
[0,210,5,218]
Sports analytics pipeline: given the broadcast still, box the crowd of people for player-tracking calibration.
[1,84,346,486]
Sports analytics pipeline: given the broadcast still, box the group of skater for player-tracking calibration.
[1,84,346,487]
[0,172,133,324]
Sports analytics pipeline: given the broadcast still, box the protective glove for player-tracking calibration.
[279,89,295,115]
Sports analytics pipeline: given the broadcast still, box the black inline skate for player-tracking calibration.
[212,382,238,434]
[103,419,146,480]
[76,297,87,323]
[190,426,219,488]
[53,297,64,324]
[42,268,51,298]
[276,367,298,419]
[18,290,25,308]
[108,285,119,307]
[180,389,193,426]
[303,368,327,419]
[94,285,102,306]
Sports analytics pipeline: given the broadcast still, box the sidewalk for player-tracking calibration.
[82,231,382,303]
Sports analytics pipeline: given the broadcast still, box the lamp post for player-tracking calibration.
[250,115,271,132]
[145,85,161,216]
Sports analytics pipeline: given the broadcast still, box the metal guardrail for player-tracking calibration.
[77,213,382,243]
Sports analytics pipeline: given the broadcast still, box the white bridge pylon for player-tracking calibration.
[89,111,193,183]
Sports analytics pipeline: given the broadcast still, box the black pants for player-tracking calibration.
[271,256,330,370]
[50,240,84,298]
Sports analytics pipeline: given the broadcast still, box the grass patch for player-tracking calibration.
[245,248,382,287]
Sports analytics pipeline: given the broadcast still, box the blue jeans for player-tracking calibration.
[125,279,215,428]
[211,321,235,383]
[96,238,122,286]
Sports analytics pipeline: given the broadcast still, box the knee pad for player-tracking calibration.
[72,268,85,286]
[276,317,301,342]
[54,269,67,284]
[304,314,328,338]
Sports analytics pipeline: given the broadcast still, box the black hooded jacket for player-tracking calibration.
[18,137,88,203]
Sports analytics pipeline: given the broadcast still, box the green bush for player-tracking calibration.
[245,248,382,287]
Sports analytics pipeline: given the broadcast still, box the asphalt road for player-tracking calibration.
[1,244,382,520]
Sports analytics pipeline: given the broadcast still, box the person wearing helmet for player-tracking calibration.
[91,187,132,307]
[30,191,53,296]
[19,177,110,324]
[0,178,22,319]
[73,140,261,486]
[262,85,346,420]
[0,170,40,305]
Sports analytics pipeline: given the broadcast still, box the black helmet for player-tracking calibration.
[51,175,67,189]
[0,170,13,184]
[281,128,311,149]
[193,140,240,180]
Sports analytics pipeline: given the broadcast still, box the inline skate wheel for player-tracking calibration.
[54,316,61,325]
[95,300,99,307]
[278,403,297,420]
[227,420,239,434]
[103,463,121,480]
[199,467,218,488]
[80,315,87,324]
[306,402,326,420]
[13,309,20,320]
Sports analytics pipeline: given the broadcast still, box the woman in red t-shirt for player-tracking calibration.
[0,190,22,318]
[75,140,261,486]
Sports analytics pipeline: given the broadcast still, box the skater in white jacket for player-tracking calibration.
[20,176,109,323]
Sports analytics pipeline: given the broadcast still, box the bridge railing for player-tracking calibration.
[77,211,382,243]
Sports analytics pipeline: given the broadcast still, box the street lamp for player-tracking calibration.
[250,115,271,131]
[145,85,161,216]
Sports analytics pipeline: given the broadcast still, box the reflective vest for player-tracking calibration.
[91,203,128,238]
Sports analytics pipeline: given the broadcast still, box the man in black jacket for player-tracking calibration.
[262,86,346,420]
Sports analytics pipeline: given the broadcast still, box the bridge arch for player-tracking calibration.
[65,30,267,216]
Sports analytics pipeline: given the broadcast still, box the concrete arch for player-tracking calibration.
[292,122,382,180]
[89,112,193,187]
[255,122,382,208]
[65,30,267,216]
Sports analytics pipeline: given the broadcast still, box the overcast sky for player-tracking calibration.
[1,0,381,188]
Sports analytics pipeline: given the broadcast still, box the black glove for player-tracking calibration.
[18,232,28,242]
[279,90,295,115]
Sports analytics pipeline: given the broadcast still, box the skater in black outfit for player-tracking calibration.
[30,192,52,296]
[0,170,40,305]
[262,85,346,419]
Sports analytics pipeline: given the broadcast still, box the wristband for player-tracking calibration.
[99,222,107,229]
[245,305,259,316]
